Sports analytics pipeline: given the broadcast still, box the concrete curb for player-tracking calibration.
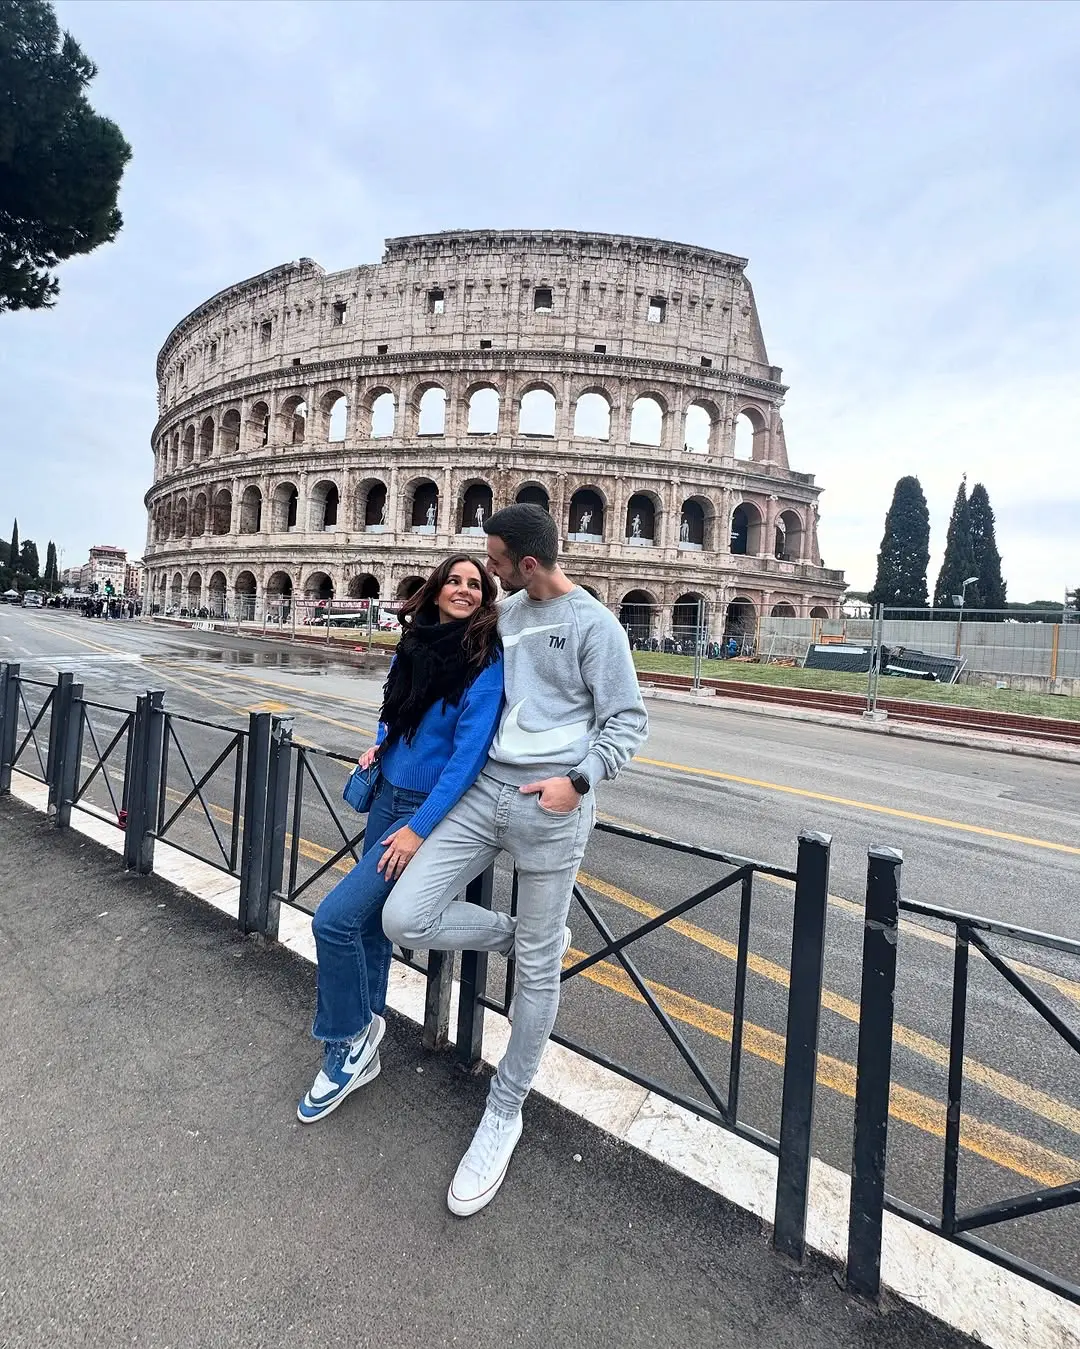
[9,774,1079,1349]
[640,686,1080,765]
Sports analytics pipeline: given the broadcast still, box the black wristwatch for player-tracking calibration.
[567,769,591,796]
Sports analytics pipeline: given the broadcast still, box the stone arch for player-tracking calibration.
[683,401,718,455]
[573,389,612,440]
[405,477,439,532]
[678,496,710,549]
[347,573,380,600]
[770,602,797,617]
[211,488,232,536]
[309,479,340,531]
[466,384,500,435]
[278,394,307,446]
[247,401,270,450]
[239,485,262,534]
[219,408,241,456]
[724,598,757,646]
[730,501,763,556]
[673,592,707,648]
[272,481,299,532]
[199,417,214,461]
[810,605,831,619]
[629,394,665,447]
[568,486,605,540]
[323,390,348,442]
[182,425,195,467]
[776,509,803,561]
[266,571,293,600]
[234,570,257,620]
[459,480,493,534]
[365,388,395,438]
[170,571,183,609]
[208,570,227,618]
[734,406,768,461]
[415,383,447,436]
[625,490,661,544]
[518,384,557,437]
[174,498,188,538]
[304,571,334,602]
[188,492,205,537]
[515,482,550,511]
[396,575,425,601]
[356,477,388,530]
[619,588,658,645]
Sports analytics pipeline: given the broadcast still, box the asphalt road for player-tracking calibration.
[3,605,1078,1289]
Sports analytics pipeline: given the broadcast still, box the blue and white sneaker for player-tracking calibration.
[297,1015,386,1124]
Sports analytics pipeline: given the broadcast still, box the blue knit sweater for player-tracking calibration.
[375,651,504,839]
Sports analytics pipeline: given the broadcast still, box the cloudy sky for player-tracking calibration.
[3,0,1077,601]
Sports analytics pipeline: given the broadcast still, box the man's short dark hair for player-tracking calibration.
[483,503,559,567]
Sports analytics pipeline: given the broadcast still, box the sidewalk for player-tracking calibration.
[0,795,976,1349]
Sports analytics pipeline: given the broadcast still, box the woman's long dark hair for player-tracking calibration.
[397,554,500,680]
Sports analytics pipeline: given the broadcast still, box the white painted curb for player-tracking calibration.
[10,776,1079,1349]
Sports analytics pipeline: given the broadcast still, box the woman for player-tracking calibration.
[299,555,503,1123]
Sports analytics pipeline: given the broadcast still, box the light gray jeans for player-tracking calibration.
[382,771,596,1119]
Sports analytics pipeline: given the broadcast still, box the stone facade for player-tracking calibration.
[143,230,845,635]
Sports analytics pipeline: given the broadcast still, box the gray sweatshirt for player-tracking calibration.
[485,586,649,788]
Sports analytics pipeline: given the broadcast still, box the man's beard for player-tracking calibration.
[499,577,525,594]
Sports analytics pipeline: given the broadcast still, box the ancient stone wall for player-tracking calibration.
[144,230,845,635]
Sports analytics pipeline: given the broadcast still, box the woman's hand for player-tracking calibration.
[377,825,423,880]
[357,745,378,771]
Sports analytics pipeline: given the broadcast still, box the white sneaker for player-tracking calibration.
[508,925,571,1024]
[447,1107,524,1216]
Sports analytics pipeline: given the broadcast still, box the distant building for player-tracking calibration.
[841,596,871,618]
[124,559,146,598]
[78,545,128,595]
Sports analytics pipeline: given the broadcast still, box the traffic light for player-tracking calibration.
[104,581,115,596]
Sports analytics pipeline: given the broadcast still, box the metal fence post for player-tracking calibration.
[422,949,454,1052]
[455,864,495,1067]
[773,830,832,1264]
[54,682,85,829]
[845,845,902,1302]
[259,713,293,940]
[239,712,271,935]
[46,671,74,816]
[0,662,19,794]
[123,691,165,873]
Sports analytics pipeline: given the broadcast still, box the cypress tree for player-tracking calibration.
[19,540,39,579]
[868,476,930,610]
[9,519,18,574]
[968,483,1006,615]
[44,540,58,588]
[933,478,978,611]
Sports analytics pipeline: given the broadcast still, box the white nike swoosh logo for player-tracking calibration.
[501,623,569,648]
[494,700,592,759]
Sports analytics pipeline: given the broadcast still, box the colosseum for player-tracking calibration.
[144,230,845,643]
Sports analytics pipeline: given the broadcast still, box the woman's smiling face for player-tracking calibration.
[436,559,484,622]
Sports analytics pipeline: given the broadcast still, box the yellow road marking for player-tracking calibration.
[168,660,383,711]
[246,700,288,714]
[578,872,1080,1137]
[634,755,1080,856]
[573,951,1077,1188]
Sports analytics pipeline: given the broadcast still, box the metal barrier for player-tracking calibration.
[0,658,1075,1304]
[847,847,1080,1305]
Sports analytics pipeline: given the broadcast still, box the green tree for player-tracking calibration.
[8,517,18,573]
[933,478,978,611]
[0,0,132,312]
[868,476,930,610]
[19,538,38,578]
[967,482,1006,615]
[43,539,57,588]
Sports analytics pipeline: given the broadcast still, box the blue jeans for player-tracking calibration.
[311,777,429,1044]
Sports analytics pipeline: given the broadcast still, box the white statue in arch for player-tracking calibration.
[680,515,690,541]
[425,501,436,527]
[475,502,485,528]
[630,514,642,538]
[578,509,592,534]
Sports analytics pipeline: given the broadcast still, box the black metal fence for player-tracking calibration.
[0,659,1076,1306]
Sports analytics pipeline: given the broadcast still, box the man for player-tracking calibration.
[383,503,648,1216]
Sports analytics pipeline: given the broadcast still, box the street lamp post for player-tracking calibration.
[952,576,978,659]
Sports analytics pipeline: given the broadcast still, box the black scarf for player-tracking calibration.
[379,617,476,747]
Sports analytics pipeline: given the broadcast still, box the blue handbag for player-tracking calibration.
[343,761,380,814]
